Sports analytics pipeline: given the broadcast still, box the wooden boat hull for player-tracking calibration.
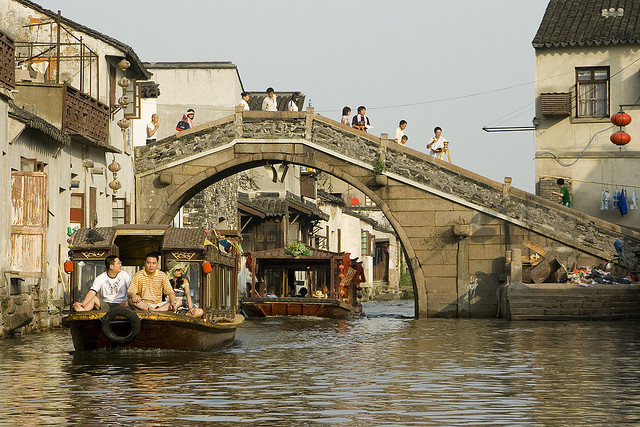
[62,311,244,351]
[241,297,359,319]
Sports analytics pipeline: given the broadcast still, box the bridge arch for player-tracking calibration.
[135,109,640,318]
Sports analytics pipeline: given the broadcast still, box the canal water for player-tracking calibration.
[1,300,639,425]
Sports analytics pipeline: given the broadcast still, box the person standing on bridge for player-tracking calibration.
[552,178,573,208]
[427,126,447,157]
[288,92,300,111]
[394,120,407,144]
[239,92,250,111]
[176,109,195,131]
[341,106,351,125]
[146,114,159,144]
[352,106,371,132]
[262,87,278,111]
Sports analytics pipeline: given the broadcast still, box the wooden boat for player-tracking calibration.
[61,225,244,351]
[241,246,363,319]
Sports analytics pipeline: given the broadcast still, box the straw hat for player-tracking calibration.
[313,290,324,298]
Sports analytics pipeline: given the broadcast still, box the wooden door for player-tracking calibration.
[11,172,47,277]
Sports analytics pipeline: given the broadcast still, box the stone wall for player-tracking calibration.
[181,175,239,230]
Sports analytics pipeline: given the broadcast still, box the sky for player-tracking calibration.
[37,0,550,193]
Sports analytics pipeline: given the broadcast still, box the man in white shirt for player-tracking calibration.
[262,87,278,111]
[239,92,250,111]
[73,256,131,311]
[394,120,407,144]
[427,126,448,157]
[146,114,159,144]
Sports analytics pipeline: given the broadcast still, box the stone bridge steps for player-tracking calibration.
[502,283,640,320]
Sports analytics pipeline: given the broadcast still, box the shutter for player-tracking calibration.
[10,172,47,277]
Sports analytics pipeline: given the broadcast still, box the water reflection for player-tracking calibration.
[1,301,639,425]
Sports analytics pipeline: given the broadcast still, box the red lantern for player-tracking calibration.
[339,282,345,287]
[611,112,632,127]
[611,131,631,146]
[202,261,213,274]
[339,273,345,278]
[339,289,345,296]
[351,197,359,206]
[64,260,73,273]
[338,265,344,270]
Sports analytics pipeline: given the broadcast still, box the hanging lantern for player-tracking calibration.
[117,58,131,71]
[611,112,632,127]
[202,261,213,274]
[117,118,130,129]
[339,289,346,296]
[64,260,74,273]
[108,179,122,191]
[118,95,131,107]
[611,131,631,146]
[339,273,345,278]
[338,265,344,270]
[117,77,131,88]
[108,160,121,174]
[339,282,345,287]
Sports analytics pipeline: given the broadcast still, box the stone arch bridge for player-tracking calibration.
[135,108,640,318]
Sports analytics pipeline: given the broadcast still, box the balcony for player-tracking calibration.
[0,31,15,90]
[13,82,113,150]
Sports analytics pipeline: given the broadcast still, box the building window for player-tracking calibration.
[364,195,374,207]
[576,67,609,118]
[112,197,130,225]
[360,230,372,256]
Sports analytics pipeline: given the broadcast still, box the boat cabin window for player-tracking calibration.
[206,264,233,309]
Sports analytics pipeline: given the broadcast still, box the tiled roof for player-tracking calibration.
[246,91,306,112]
[533,0,640,48]
[238,192,329,221]
[8,101,70,146]
[162,227,208,250]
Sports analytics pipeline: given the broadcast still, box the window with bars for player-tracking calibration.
[576,67,609,118]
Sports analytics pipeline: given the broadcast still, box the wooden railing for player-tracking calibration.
[0,31,15,90]
[63,84,109,144]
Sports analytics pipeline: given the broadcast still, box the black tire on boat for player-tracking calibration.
[101,306,141,345]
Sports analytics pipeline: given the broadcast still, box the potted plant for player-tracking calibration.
[372,155,387,186]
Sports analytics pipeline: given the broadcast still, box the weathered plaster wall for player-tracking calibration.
[534,45,640,227]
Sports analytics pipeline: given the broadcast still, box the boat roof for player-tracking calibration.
[250,246,343,261]
[70,225,218,252]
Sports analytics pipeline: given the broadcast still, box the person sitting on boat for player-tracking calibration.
[170,267,204,318]
[297,287,308,298]
[127,252,178,312]
[73,255,131,311]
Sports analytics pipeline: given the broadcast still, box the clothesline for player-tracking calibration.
[565,177,640,190]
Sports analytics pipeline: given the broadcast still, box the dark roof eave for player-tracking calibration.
[8,102,70,145]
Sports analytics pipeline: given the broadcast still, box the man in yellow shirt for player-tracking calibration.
[128,252,177,311]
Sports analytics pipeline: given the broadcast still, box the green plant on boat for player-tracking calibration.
[284,242,312,258]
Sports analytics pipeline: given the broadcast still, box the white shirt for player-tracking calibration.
[239,99,250,111]
[287,100,299,112]
[394,127,404,144]
[262,95,277,111]
[428,136,447,156]
[90,271,131,304]
[147,122,158,139]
